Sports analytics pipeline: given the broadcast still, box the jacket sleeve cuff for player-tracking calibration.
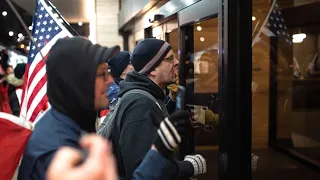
[177,160,194,178]
[133,149,169,179]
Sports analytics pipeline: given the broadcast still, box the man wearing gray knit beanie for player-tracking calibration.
[105,38,207,180]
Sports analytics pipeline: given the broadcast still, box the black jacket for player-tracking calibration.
[111,71,192,180]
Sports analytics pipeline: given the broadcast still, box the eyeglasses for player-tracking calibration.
[163,55,176,63]
[96,69,111,81]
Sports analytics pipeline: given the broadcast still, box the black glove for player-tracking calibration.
[154,111,190,158]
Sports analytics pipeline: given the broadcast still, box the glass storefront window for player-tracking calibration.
[252,0,320,179]
[182,17,219,179]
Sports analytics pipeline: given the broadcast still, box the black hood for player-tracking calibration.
[119,71,165,100]
[46,37,119,132]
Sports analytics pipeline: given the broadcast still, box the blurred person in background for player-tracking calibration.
[9,63,26,116]
[97,51,133,127]
[0,50,13,113]
[107,51,133,102]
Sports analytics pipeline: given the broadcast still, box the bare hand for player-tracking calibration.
[47,134,118,180]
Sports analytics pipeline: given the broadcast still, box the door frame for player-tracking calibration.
[178,0,253,179]
[218,0,252,179]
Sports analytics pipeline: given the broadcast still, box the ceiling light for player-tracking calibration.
[20,44,25,49]
[78,22,83,26]
[2,11,7,16]
[252,16,256,21]
[292,38,303,43]
[200,37,205,42]
[29,26,32,30]
[292,33,306,43]
[17,36,25,42]
[26,46,30,50]
[18,33,23,38]
[197,26,202,31]
[292,33,306,40]
[9,31,14,36]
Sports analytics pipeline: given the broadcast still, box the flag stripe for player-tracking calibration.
[26,59,46,97]
[26,60,46,101]
[27,71,46,111]
[19,0,74,123]
[27,86,47,123]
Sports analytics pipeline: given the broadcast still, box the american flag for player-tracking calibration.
[20,0,73,123]
[252,1,292,46]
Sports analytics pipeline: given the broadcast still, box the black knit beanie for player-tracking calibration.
[108,51,131,78]
[131,38,172,75]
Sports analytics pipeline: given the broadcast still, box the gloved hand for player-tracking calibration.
[167,84,178,101]
[251,153,259,171]
[154,111,191,158]
[184,154,207,176]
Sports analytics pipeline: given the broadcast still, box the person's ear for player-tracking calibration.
[149,70,157,77]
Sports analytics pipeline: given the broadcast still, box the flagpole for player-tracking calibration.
[5,0,44,59]
[252,0,276,47]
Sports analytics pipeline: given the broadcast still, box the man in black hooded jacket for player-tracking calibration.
[110,38,207,180]
[18,37,120,180]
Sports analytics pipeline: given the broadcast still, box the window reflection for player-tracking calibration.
[182,17,219,180]
[252,0,320,178]
[193,19,219,94]
[187,18,219,135]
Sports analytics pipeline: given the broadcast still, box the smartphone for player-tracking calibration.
[175,85,186,111]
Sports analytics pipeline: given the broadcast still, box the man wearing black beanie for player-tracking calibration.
[106,38,207,180]
[106,51,133,104]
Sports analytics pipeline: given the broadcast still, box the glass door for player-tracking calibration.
[179,17,219,180]
[178,0,253,179]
